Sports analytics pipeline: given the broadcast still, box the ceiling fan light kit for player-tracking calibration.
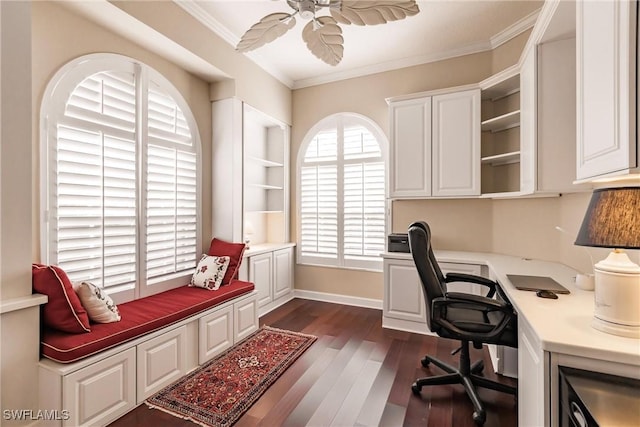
[236,0,420,66]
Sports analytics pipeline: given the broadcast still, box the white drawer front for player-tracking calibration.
[63,348,136,427]
[136,325,187,403]
[235,296,259,342]
[198,305,234,364]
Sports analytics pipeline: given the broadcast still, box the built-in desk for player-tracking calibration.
[382,251,640,427]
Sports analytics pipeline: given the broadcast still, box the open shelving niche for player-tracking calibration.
[479,68,522,197]
[242,104,289,246]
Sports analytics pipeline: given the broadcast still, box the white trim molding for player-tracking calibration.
[294,290,382,310]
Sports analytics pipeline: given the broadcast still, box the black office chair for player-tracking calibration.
[408,221,517,425]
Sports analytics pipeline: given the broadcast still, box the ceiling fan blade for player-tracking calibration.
[236,13,296,52]
[302,16,344,66]
[330,0,419,26]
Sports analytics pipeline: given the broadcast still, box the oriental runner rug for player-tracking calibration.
[145,326,316,427]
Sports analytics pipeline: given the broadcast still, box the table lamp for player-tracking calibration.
[574,187,640,338]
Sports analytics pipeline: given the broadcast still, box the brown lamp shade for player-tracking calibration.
[574,187,640,249]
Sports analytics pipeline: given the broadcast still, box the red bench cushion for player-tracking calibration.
[41,281,254,363]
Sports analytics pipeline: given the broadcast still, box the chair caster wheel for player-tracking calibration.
[473,411,486,425]
[411,383,421,395]
[421,357,430,367]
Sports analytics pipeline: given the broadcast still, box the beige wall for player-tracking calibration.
[291,32,534,300]
[1,2,38,423]
[31,1,213,259]
[0,1,293,421]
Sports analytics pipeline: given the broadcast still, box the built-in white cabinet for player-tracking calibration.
[211,98,291,246]
[39,292,258,427]
[518,317,548,427]
[388,97,432,198]
[388,87,480,199]
[239,244,295,316]
[576,0,638,180]
[432,90,481,197]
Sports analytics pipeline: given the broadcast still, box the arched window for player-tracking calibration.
[297,113,387,271]
[40,54,201,300]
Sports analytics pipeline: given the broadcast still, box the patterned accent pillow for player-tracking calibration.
[190,255,230,290]
[75,281,121,323]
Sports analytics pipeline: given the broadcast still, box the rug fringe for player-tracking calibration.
[145,402,214,427]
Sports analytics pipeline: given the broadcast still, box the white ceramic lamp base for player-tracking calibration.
[592,250,640,339]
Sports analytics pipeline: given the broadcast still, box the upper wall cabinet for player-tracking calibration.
[388,97,432,198]
[432,90,481,197]
[211,98,290,246]
[576,0,639,180]
[388,87,480,199]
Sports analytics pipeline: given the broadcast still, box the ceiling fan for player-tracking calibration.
[236,0,420,66]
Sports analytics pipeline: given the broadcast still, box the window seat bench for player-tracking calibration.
[38,282,259,427]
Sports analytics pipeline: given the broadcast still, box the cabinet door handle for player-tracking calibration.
[570,401,587,427]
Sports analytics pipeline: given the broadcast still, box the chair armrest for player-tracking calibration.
[432,294,515,342]
[443,292,507,309]
[445,273,497,298]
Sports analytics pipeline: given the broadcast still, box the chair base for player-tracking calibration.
[411,344,517,426]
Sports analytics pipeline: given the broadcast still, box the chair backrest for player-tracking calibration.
[408,221,445,332]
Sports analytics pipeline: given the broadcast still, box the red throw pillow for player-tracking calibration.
[207,238,246,285]
[32,264,91,333]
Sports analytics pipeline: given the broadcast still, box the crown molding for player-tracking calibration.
[490,8,541,49]
[175,0,540,90]
[293,40,492,89]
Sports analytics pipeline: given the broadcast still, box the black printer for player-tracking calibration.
[388,233,410,253]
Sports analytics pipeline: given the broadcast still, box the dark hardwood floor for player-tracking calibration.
[109,298,517,427]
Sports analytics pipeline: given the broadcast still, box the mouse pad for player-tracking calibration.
[507,274,570,294]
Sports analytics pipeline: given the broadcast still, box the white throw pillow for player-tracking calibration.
[75,281,121,323]
[190,255,230,290]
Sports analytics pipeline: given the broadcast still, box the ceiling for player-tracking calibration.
[177,0,543,89]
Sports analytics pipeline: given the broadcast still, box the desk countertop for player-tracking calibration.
[382,251,640,367]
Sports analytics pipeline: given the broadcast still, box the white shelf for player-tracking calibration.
[481,110,521,132]
[481,151,521,166]
[249,183,283,190]
[248,156,284,168]
[245,209,284,214]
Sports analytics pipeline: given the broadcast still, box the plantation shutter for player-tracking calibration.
[343,125,385,264]
[46,59,200,294]
[299,119,385,269]
[145,85,197,280]
[300,130,338,261]
[54,71,138,288]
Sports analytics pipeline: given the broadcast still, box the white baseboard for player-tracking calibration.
[293,289,382,310]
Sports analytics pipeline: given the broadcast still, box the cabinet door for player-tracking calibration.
[432,89,481,196]
[199,305,234,364]
[520,47,536,194]
[273,247,293,300]
[383,258,426,323]
[249,252,273,308]
[576,0,637,180]
[137,325,187,402]
[518,319,548,427]
[63,348,136,427]
[389,98,432,198]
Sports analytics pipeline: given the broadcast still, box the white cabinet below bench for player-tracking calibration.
[39,290,258,427]
[239,243,295,316]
